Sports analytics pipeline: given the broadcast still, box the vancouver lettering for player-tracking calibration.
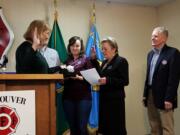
[0,96,26,105]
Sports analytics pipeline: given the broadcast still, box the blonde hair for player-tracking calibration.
[101,36,118,53]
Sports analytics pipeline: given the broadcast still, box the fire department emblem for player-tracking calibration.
[0,105,20,135]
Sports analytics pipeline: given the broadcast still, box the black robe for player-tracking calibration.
[16,41,60,74]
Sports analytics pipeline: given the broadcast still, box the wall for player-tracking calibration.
[1,0,179,134]
[158,0,180,134]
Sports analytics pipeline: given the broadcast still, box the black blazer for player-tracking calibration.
[16,41,61,74]
[143,45,180,109]
[98,54,129,99]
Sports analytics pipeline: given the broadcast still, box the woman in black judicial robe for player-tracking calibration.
[16,20,60,74]
[92,37,129,135]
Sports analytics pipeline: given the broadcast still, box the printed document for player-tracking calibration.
[80,68,100,85]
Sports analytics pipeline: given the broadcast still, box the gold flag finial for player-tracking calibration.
[53,0,59,21]
[54,10,58,20]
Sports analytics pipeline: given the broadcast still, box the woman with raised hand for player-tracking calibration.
[16,20,61,73]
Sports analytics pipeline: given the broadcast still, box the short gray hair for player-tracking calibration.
[153,26,169,37]
[101,36,118,53]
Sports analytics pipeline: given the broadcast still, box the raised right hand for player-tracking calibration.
[32,28,41,50]
[90,47,96,59]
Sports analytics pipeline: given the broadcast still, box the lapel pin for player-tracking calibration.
[162,60,167,65]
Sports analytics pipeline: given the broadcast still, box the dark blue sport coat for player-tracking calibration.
[144,44,180,109]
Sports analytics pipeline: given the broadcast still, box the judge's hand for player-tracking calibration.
[32,28,41,50]
[60,65,74,72]
[75,74,83,80]
[71,74,83,80]
[60,65,67,69]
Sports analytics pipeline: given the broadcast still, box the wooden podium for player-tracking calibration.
[0,74,63,135]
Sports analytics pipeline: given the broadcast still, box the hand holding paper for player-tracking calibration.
[80,68,100,85]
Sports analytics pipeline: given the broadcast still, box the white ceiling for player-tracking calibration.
[97,0,175,7]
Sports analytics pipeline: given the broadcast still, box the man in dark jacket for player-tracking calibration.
[143,26,180,135]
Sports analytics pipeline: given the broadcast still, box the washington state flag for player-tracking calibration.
[48,14,69,135]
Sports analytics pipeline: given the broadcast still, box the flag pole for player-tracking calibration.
[93,0,96,24]
[54,0,57,11]
[53,0,58,49]
[50,1,69,135]
[54,0,58,20]
[92,0,101,91]
[90,0,96,25]
[92,1,97,61]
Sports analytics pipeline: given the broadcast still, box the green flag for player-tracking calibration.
[48,19,67,63]
[48,17,69,135]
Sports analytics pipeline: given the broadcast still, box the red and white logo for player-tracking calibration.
[0,105,20,135]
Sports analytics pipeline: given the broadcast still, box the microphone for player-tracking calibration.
[3,55,8,66]
[0,55,8,68]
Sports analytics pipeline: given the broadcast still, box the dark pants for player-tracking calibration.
[98,97,127,135]
[63,100,92,135]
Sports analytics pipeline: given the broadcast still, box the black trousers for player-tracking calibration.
[98,97,127,135]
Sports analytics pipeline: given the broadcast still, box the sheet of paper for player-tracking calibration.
[80,68,100,85]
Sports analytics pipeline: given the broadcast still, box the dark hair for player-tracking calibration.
[67,36,85,57]
[101,36,118,54]
[23,20,50,42]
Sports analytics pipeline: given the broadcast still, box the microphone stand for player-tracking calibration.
[0,55,8,73]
